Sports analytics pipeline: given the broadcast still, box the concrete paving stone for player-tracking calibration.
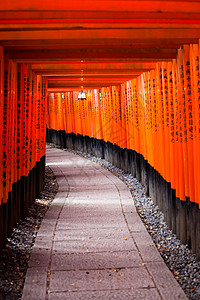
[67,193,119,199]
[53,190,68,196]
[66,195,119,201]
[49,288,161,300]
[63,169,102,175]
[60,204,121,215]
[58,214,125,224]
[59,209,123,221]
[66,196,120,204]
[120,196,136,213]
[56,223,128,231]
[37,223,55,237]
[51,197,67,205]
[68,177,112,188]
[136,244,163,263]
[39,218,57,228]
[108,182,129,190]
[111,183,132,190]
[67,173,106,180]
[63,198,120,206]
[54,182,68,189]
[56,219,128,230]
[146,262,188,300]
[52,237,136,254]
[33,237,52,250]
[22,267,48,300]
[44,208,62,220]
[49,267,155,293]
[54,227,131,241]
[56,217,127,230]
[50,172,66,179]
[62,205,121,215]
[29,247,51,267]
[67,175,111,181]
[124,212,147,232]
[69,185,119,192]
[68,184,114,190]
[121,203,136,214]
[64,203,121,211]
[67,174,112,183]
[51,250,142,271]
[120,193,134,202]
[132,231,156,246]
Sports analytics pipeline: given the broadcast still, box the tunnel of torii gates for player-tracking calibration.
[0,1,200,259]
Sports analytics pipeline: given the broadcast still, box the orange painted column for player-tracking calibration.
[3,55,11,204]
[183,45,195,203]
[149,70,156,168]
[61,93,67,133]
[177,49,187,201]
[25,65,31,176]
[10,61,17,188]
[96,89,103,140]
[0,47,3,204]
[107,87,113,144]
[120,84,127,149]
[56,93,63,132]
[70,92,75,134]
[41,78,47,158]
[131,78,140,154]
[158,63,166,179]
[81,94,87,137]
[100,88,107,142]
[125,82,131,149]
[162,62,171,183]
[20,63,27,177]
[30,70,36,171]
[167,61,176,190]
[191,42,200,207]
[115,86,122,146]
[35,75,42,162]
[172,59,181,199]
[48,93,55,131]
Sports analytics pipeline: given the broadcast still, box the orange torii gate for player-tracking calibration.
[0,0,200,259]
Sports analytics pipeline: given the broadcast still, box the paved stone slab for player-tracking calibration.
[65,198,121,206]
[124,212,147,232]
[52,237,136,254]
[54,227,131,241]
[29,248,51,268]
[51,250,142,271]
[56,218,127,230]
[59,205,123,216]
[49,288,161,300]
[49,267,155,292]
[132,230,156,246]
[59,206,122,218]
[132,231,164,262]
[146,262,188,300]
[69,184,119,192]
[22,267,47,300]
[36,222,55,237]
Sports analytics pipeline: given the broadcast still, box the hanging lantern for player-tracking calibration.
[78,90,87,100]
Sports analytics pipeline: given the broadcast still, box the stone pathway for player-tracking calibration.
[22,146,187,300]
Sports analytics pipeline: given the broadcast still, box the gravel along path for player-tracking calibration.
[66,148,200,300]
[0,166,58,300]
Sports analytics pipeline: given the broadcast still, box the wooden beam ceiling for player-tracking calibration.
[0,1,200,90]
